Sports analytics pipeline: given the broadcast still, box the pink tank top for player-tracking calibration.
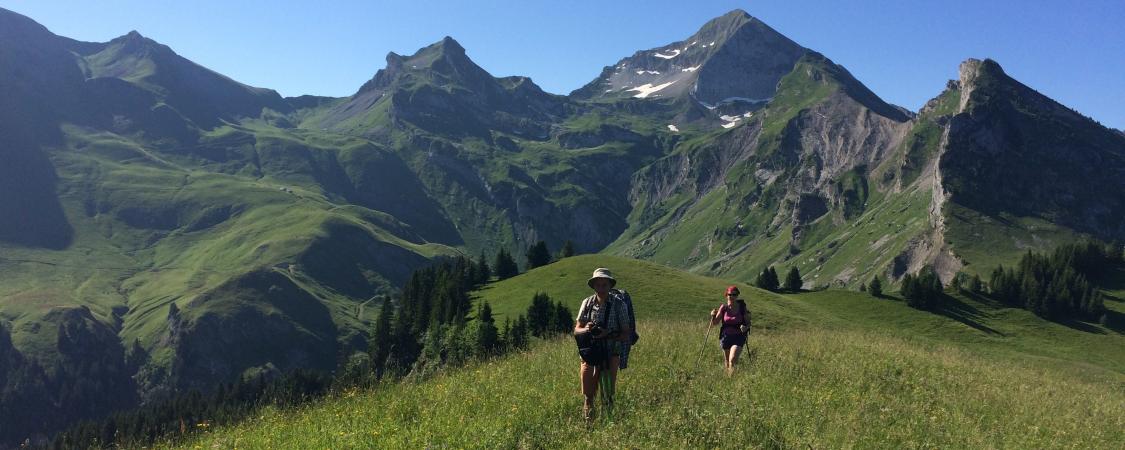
[720,303,746,336]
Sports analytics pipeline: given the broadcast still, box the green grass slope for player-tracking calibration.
[0,122,459,393]
[481,255,1123,373]
[176,256,1123,449]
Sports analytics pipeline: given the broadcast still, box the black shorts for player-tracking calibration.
[720,332,747,350]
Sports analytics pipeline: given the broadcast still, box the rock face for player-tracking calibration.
[941,59,1125,240]
[612,51,918,284]
[572,10,807,106]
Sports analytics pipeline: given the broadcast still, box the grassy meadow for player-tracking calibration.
[173,255,1124,449]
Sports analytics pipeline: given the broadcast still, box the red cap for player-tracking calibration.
[726,285,740,295]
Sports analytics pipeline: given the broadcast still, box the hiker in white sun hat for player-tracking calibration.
[574,267,633,422]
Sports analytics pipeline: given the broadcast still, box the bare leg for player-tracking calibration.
[602,356,620,405]
[726,345,744,376]
[580,361,597,420]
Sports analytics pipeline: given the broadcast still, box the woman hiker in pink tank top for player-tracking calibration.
[710,285,751,376]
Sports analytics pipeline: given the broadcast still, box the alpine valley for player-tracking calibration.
[1,8,1123,443]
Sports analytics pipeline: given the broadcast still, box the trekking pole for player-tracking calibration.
[691,314,717,370]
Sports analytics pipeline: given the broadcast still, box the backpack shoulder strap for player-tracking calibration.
[578,296,593,323]
[602,295,613,328]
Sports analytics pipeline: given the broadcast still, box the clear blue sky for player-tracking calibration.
[3,0,1123,129]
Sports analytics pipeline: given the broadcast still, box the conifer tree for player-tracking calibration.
[901,273,917,303]
[756,266,780,291]
[969,274,983,294]
[902,268,943,310]
[526,292,553,337]
[475,251,491,284]
[754,268,768,289]
[526,241,552,269]
[443,323,472,366]
[387,299,419,376]
[869,276,883,297]
[553,301,573,334]
[474,301,499,357]
[421,324,444,364]
[494,248,518,280]
[499,318,512,352]
[559,240,576,258]
[369,298,393,378]
[784,267,803,292]
[507,315,530,350]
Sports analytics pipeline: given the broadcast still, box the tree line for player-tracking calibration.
[46,241,578,449]
[493,239,575,280]
[988,241,1117,321]
[49,369,331,449]
[859,241,1118,321]
[754,265,804,292]
[900,268,944,310]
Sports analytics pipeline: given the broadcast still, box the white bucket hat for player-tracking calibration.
[587,268,616,289]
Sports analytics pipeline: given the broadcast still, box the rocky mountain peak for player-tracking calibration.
[328,36,560,137]
[957,58,1002,111]
[695,9,761,41]
[105,29,169,57]
[434,35,467,56]
[357,35,491,95]
[571,9,806,108]
[411,36,486,81]
[957,58,1005,82]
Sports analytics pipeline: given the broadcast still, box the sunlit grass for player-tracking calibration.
[177,321,1124,449]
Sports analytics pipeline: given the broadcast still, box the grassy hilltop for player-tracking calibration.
[175,256,1124,449]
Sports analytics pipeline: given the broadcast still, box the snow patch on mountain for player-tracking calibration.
[720,113,745,129]
[629,81,677,98]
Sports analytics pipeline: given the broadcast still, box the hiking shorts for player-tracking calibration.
[720,332,747,350]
